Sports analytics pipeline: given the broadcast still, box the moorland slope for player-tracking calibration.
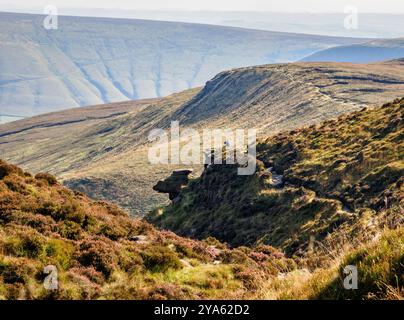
[1,61,404,214]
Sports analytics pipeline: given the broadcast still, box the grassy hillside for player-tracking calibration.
[265,227,403,300]
[1,158,402,300]
[0,89,199,215]
[0,159,299,300]
[1,61,404,215]
[148,98,404,260]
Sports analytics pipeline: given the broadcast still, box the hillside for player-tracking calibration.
[0,159,300,299]
[1,102,403,299]
[0,11,365,121]
[148,98,404,257]
[1,61,404,215]
[301,38,404,63]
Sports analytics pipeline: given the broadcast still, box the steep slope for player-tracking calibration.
[0,89,200,215]
[1,159,402,300]
[0,11,365,121]
[301,38,404,63]
[1,61,404,215]
[0,159,296,300]
[172,60,404,132]
[148,98,404,257]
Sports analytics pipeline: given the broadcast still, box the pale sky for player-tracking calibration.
[1,0,404,13]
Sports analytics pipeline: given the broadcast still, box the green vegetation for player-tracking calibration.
[3,60,404,217]
[316,228,404,300]
[279,228,404,300]
[1,97,402,300]
[0,160,293,299]
[149,98,403,255]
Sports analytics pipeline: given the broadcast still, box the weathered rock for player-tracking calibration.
[172,169,193,176]
[128,235,149,244]
[153,169,193,200]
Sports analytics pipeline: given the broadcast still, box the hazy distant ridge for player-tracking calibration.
[301,38,404,63]
[0,11,364,119]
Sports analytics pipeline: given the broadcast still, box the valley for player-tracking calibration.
[1,60,404,215]
[0,11,365,121]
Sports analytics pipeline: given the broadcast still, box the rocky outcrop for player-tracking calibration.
[147,98,404,254]
[153,170,193,201]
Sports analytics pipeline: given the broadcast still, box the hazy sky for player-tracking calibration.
[1,0,404,13]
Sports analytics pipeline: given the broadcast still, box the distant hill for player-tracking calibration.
[301,38,404,63]
[1,60,404,215]
[0,11,365,120]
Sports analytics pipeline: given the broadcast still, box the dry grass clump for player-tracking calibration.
[266,228,403,300]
